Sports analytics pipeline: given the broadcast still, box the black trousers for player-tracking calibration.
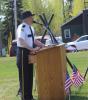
[17,47,33,100]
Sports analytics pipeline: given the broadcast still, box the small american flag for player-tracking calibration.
[65,71,72,94]
[72,64,84,87]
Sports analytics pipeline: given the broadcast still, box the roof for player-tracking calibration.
[61,10,84,27]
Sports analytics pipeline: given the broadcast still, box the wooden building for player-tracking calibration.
[61,9,88,43]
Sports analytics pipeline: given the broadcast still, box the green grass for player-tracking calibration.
[0,56,19,100]
[0,51,88,100]
[67,51,88,100]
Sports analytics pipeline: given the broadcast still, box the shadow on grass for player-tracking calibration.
[66,95,88,100]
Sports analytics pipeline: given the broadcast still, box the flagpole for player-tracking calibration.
[66,56,73,69]
[84,67,88,79]
[69,94,71,100]
[13,0,17,39]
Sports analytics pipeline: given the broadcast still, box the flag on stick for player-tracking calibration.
[72,64,84,87]
[65,71,72,94]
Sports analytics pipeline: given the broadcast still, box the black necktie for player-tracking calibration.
[29,27,35,48]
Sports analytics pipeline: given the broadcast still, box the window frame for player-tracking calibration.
[64,29,71,39]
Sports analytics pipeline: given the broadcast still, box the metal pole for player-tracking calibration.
[22,50,24,100]
[13,0,17,39]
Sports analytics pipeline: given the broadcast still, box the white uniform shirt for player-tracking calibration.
[17,22,35,49]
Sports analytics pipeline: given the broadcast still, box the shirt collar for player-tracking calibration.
[22,22,31,27]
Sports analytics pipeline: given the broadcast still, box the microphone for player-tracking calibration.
[33,20,43,25]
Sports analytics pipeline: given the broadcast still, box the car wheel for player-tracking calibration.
[70,45,78,52]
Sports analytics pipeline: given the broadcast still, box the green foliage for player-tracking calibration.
[22,0,63,35]
[64,0,73,20]
[1,0,88,38]
[72,0,84,16]
[64,0,88,22]
[48,0,63,35]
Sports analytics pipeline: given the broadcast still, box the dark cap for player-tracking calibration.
[21,11,35,20]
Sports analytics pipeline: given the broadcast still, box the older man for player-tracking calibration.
[16,11,44,100]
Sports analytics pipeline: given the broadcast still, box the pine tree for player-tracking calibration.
[1,0,23,48]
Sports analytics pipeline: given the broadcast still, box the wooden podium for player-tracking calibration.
[29,45,66,100]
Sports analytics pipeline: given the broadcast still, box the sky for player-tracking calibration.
[0,15,5,21]
[64,0,67,2]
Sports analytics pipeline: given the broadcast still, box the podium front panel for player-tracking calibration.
[35,45,66,100]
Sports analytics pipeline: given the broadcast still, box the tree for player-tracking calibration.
[0,0,11,48]
[72,0,84,16]
[22,0,63,35]
[0,0,23,49]
[63,0,73,21]
[1,0,23,39]
[22,0,48,35]
[84,0,88,9]
[48,0,63,35]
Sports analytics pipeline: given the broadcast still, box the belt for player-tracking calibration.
[17,47,30,54]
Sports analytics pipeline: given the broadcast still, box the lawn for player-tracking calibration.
[67,51,88,100]
[0,51,88,100]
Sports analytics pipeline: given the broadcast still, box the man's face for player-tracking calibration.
[27,16,33,25]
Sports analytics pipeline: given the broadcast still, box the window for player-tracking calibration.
[87,36,88,40]
[64,29,71,39]
[77,36,88,42]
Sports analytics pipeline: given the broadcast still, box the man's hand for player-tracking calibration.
[30,47,40,54]
[40,44,45,48]
[34,39,45,48]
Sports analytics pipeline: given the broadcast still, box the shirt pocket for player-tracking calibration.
[26,28,32,38]
[27,34,32,38]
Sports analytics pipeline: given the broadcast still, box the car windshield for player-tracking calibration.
[76,36,88,42]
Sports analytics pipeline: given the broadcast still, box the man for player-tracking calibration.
[16,11,44,100]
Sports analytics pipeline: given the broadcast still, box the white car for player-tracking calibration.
[45,36,63,46]
[66,35,88,51]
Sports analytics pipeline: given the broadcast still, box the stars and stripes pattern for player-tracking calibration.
[72,64,84,87]
[65,71,72,93]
